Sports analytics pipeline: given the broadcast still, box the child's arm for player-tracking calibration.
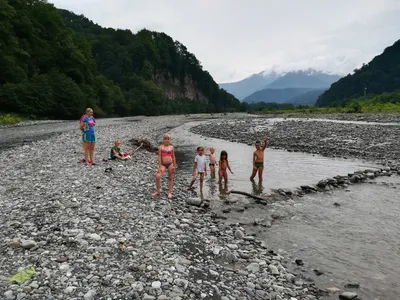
[80,120,85,131]
[157,146,162,168]
[253,152,256,167]
[112,149,123,160]
[172,147,177,170]
[204,162,207,175]
[227,161,233,174]
[263,136,267,150]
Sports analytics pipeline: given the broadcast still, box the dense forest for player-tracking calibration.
[316,39,400,107]
[0,0,242,119]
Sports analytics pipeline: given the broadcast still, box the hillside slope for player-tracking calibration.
[288,89,326,106]
[0,0,242,119]
[266,70,340,89]
[316,39,400,106]
[243,88,315,103]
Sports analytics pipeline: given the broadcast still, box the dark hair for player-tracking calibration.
[197,146,204,151]
[255,140,260,144]
[220,150,228,161]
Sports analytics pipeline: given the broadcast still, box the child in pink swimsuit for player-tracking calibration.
[152,134,176,199]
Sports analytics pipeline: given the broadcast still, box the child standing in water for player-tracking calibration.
[218,150,233,184]
[250,136,267,181]
[152,134,176,199]
[185,146,207,193]
[205,146,217,177]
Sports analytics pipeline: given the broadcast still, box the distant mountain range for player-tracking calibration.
[265,70,340,89]
[243,87,325,105]
[219,71,279,100]
[219,69,341,105]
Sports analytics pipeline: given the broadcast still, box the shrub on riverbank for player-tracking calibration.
[0,113,23,125]
[250,91,400,115]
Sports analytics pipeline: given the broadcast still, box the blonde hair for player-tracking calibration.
[163,134,170,140]
[114,139,120,144]
[86,107,93,114]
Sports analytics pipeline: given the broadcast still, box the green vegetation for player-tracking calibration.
[0,113,23,125]
[316,39,400,107]
[249,91,400,114]
[0,0,242,120]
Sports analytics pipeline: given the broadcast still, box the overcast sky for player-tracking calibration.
[51,0,400,83]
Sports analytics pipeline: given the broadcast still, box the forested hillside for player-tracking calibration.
[243,87,315,103]
[0,0,242,119]
[316,39,400,107]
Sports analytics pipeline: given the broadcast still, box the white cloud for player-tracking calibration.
[50,0,400,82]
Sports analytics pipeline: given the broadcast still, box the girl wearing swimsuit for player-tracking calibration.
[152,134,176,199]
[218,150,233,184]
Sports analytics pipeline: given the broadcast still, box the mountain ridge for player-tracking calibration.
[316,39,400,106]
[243,87,318,104]
[219,69,340,100]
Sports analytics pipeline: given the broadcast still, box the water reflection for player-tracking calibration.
[251,180,264,195]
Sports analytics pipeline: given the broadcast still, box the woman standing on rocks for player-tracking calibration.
[152,134,176,198]
[80,108,96,166]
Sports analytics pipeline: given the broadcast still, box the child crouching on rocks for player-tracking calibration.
[103,139,130,162]
[110,139,131,160]
[152,134,176,199]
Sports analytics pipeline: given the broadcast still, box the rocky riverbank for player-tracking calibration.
[253,112,400,123]
[190,115,400,166]
[0,115,322,300]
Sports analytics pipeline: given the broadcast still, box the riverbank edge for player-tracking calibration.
[0,114,325,300]
[187,117,400,203]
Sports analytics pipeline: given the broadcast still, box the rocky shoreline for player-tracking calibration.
[0,115,324,300]
[190,115,400,201]
[191,114,400,166]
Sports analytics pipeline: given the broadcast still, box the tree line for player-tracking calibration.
[0,0,244,119]
[316,39,400,107]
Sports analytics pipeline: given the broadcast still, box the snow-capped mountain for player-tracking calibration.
[219,68,340,100]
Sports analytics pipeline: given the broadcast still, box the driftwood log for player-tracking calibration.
[130,139,157,153]
[228,190,269,202]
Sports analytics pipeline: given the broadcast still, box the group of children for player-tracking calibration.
[152,134,267,198]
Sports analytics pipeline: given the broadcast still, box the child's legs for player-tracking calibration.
[188,173,198,187]
[218,169,223,183]
[89,142,95,162]
[258,167,264,180]
[167,165,174,193]
[84,141,90,163]
[250,166,258,180]
[155,166,167,192]
[210,165,215,176]
[223,171,228,182]
[199,174,204,192]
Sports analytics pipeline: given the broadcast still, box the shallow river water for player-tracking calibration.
[169,120,400,300]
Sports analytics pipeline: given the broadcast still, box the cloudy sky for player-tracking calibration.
[51,0,400,83]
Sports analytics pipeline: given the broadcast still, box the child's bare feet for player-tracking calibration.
[168,193,173,199]
[152,191,160,196]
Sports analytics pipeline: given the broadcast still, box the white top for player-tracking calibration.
[194,155,206,173]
